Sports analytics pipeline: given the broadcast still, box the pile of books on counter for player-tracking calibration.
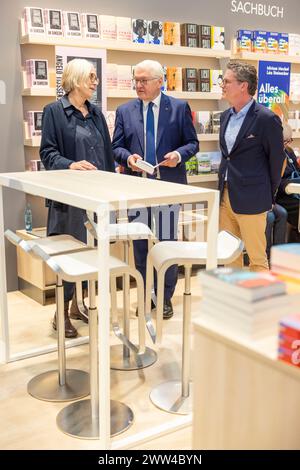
[278,314,300,367]
[199,267,300,339]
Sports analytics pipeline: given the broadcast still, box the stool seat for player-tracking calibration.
[46,249,130,282]
[21,234,88,255]
[149,230,243,271]
[109,222,155,241]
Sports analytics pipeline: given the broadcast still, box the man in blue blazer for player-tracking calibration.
[219,60,285,271]
[112,59,199,318]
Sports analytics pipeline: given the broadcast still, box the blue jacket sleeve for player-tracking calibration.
[262,113,285,200]
[111,108,131,167]
[40,105,73,170]
[174,102,199,163]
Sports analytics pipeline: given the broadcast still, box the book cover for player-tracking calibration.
[99,15,116,40]
[117,65,132,90]
[26,111,43,137]
[81,13,100,39]
[194,111,211,134]
[198,68,210,92]
[44,9,63,38]
[23,7,45,35]
[148,20,163,45]
[106,63,118,90]
[266,31,279,54]
[198,25,211,48]
[166,67,182,91]
[25,59,49,87]
[211,26,225,50]
[210,69,223,93]
[278,32,289,55]
[182,68,198,92]
[211,110,222,133]
[62,11,82,39]
[116,17,132,42]
[271,244,300,272]
[236,29,252,52]
[132,19,148,44]
[164,22,180,46]
[252,30,267,52]
[180,23,198,48]
[199,267,286,302]
[288,33,300,56]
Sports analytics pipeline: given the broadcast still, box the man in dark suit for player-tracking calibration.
[112,59,199,318]
[219,60,285,271]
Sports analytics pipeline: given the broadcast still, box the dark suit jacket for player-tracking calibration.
[112,93,199,184]
[218,101,285,214]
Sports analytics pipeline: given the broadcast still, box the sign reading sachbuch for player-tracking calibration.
[258,60,290,120]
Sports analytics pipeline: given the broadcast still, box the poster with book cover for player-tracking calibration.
[55,46,106,113]
[258,61,291,120]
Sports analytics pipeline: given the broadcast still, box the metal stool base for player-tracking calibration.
[150,381,193,415]
[56,399,134,439]
[110,345,157,371]
[27,369,90,402]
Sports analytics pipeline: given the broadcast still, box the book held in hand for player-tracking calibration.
[134,160,163,175]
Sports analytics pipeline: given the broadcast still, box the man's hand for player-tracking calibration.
[69,160,97,170]
[128,154,143,172]
[161,152,180,168]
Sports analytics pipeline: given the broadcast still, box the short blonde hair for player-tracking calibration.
[62,58,94,93]
[134,60,164,79]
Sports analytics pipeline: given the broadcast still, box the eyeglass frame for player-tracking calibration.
[220,78,243,87]
[284,138,293,145]
[89,72,99,84]
[132,77,161,86]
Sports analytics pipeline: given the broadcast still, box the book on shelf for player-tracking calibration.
[278,32,289,54]
[199,268,286,302]
[211,110,221,133]
[236,29,252,52]
[105,111,116,140]
[106,64,118,90]
[198,68,210,92]
[180,23,198,48]
[22,7,46,35]
[289,33,300,56]
[26,111,43,137]
[25,59,49,87]
[290,74,300,102]
[198,25,211,48]
[132,19,148,44]
[194,111,211,134]
[288,110,300,131]
[116,17,132,42]
[271,244,300,272]
[266,31,279,54]
[182,68,198,92]
[252,30,268,52]
[210,69,223,93]
[148,20,163,45]
[117,65,132,90]
[211,26,225,50]
[166,67,182,91]
[99,15,116,40]
[44,9,63,38]
[62,11,82,39]
[164,22,180,46]
[81,13,100,39]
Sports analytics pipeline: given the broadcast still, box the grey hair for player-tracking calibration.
[134,60,164,79]
[226,60,258,96]
[62,58,95,93]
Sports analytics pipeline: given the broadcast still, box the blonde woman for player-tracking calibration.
[40,58,115,337]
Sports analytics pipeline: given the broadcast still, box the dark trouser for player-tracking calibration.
[128,205,180,301]
[276,194,300,230]
[265,203,288,259]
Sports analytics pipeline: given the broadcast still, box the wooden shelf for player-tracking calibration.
[20,34,231,58]
[187,174,218,184]
[293,131,300,139]
[232,50,300,64]
[22,87,56,97]
[24,137,41,147]
[108,90,222,100]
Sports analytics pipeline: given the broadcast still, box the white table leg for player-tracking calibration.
[206,191,219,270]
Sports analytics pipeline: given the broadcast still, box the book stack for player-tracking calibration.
[81,13,100,39]
[25,59,49,87]
[271,244,300,285]
[182,68,198,92]
[62,11,82,39]
[26,111,43,137]
[278,313,300,367]
[44,9,64,38]
[199,267,300,339]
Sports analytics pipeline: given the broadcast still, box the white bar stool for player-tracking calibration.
[5,230,90,402]
[85,218,157,371]
[146,231,244,415]
[31,244,150,438]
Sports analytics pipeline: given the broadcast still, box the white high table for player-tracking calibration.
[0,170,219,449]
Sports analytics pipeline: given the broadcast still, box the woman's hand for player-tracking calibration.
[69,160,97,170]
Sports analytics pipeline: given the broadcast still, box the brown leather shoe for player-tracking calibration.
[52,301,78,338]
[69,288,88,323]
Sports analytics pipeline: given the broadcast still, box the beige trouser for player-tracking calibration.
[219,186,269,271]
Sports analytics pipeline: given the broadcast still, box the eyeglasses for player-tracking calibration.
[89,73,99,84]
[132,77,160,86]
[284,138,293,145]
[220,78,242,86]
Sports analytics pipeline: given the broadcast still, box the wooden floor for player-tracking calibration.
[0,274,203,450]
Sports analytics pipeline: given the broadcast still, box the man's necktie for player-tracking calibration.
[146,102,156,166]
